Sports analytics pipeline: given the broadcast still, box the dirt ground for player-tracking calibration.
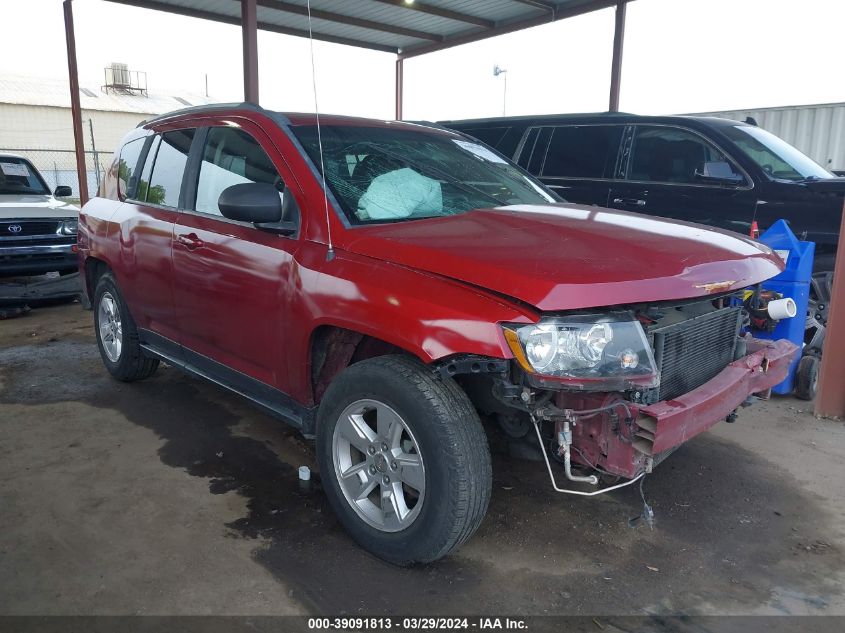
[1,302,844,617]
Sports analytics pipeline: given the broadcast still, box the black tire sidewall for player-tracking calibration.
[93,273,145,379]
[795,355,819,401]
[317,357,485,564]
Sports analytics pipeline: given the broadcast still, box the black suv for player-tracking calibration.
[442,114,844,273]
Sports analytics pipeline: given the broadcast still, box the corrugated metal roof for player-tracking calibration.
[690,102,845,172]
[0,73,217,115]
[104,0,624,58]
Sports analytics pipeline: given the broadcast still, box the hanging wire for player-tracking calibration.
[306,0,334,260]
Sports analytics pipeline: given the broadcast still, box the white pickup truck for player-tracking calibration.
[0,154,79,277]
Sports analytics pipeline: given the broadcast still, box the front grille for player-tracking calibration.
[0,221,60,237]
[651,307,742,401]
[0,236,75,247]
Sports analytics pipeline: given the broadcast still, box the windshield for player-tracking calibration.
[0,157,50,195]
[722,125,833,181]
[292,124,557,224]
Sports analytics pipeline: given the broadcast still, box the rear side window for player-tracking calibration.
[516,128,540,169]
[194,127,284,217]
[517,127,552,174]
[146,129,195,207]
[628,125,742,184]
[117,138,145,200]
[527,128,552,174]
[542,125,623,179]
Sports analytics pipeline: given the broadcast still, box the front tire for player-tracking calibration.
[93,272,159,382]
[316,355,491,565]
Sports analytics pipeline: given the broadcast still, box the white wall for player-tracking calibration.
[693,104,845,173]
[0,103,149,153]
[0,103,153,197]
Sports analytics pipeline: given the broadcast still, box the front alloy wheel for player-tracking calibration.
[316,355,492,565]
[333,399,425,532]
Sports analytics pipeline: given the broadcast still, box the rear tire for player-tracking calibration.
[93,272,159,382]
[316,355,491,565]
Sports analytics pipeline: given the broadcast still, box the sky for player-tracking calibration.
[1,0,843,121]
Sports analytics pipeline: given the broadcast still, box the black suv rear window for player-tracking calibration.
[541,125,623,179]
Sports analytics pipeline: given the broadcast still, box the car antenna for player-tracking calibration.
[306,0,335,262]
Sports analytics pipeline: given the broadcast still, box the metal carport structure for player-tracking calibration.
[60,0,845,417]
[62,0,631,203]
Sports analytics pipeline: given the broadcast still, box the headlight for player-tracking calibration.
[503,313,659,390]
[59,219,78,235]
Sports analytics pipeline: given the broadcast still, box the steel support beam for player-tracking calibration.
[395,57,404,120]
[257,0,443,42]
[608,0,626,112]
[104,0,398,53]
[62,0,89,205]
[242,0,259,104]
[370,0,495,29]
[816,200,845,418]
[399,0,620,59]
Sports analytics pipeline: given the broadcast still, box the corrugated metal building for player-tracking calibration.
[690,102,845,174]
[0,73,215,196]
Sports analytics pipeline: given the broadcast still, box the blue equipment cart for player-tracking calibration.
[753,219,818,399]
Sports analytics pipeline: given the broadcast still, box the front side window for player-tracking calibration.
[292,124,556,224]
[542,125,623,179]
[194,127,284,216]
[628,125,743,185]
[147,129,195,207]
[0,157,49,195]
[720,125,833,182]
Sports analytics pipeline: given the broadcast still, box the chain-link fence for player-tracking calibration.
[0,148,113,204]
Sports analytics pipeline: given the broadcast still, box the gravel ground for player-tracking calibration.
[1,303,844,617]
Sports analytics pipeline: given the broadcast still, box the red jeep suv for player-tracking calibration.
[79,104,797,564]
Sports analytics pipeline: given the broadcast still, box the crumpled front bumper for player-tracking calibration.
[568,337,799,479]
[633,337,798,457]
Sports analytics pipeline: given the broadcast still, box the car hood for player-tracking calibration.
[342,204,784,312]
[0,194,79,220]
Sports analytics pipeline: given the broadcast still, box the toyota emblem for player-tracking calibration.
[7,224,22,233]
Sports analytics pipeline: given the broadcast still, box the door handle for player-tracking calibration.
[176,232,204,250]
[612,197,646,207]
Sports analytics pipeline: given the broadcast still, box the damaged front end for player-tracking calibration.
[451,293,799,494]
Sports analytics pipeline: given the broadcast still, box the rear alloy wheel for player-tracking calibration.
[93,272,159,382]
[317,355,491,565]
[98,292,123,363]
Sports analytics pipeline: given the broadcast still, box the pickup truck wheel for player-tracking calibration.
[93,273,159,382]
[316,355,491,565]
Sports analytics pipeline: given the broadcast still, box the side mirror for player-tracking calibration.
[218,182,283,223]
[694,161,744,185]
[54,185,73,197]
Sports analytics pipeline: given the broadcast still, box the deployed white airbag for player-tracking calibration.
[358,168,442,220]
